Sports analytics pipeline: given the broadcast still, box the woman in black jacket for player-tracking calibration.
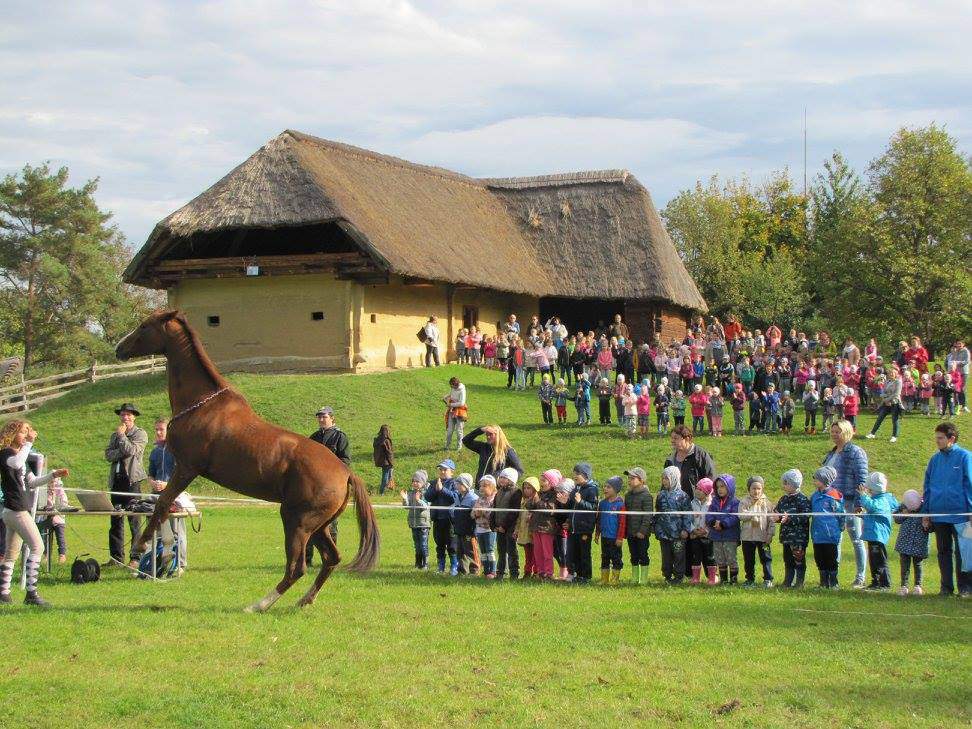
[663,425,715,578]
[462,425,524,484]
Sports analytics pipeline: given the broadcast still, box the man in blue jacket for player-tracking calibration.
[922,423,972,597]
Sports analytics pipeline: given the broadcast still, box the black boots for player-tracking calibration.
[24,591,49,608]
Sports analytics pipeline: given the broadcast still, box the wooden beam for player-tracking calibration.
[152,252,368,273]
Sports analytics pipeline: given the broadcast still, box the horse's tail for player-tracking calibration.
[346,471,380,572]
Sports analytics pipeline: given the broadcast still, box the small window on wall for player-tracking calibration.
[311,311,324,321]
[370,314,377,323]
[207,315,220,327]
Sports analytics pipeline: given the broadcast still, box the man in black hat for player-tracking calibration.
[104,403,148,568]
[307,406,350,564]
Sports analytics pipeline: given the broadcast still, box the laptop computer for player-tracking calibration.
[76,491,116,512]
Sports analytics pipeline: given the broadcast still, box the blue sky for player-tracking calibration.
[2,1,969,250]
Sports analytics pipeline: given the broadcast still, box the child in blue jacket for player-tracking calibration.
[595,476,626,585]
[857,472,899,591]
[656,466,692,583]
[810,466,844,589]
[706,474,740,584]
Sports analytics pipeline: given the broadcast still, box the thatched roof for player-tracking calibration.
[124,130,706,311]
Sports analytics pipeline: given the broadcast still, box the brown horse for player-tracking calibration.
[116,310,379,612]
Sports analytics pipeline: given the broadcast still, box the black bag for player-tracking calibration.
[416,327,427,343]
[71,554,101,584]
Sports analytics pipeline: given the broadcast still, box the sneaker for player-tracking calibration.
[865,433,876,439]
[898,586,910,596]
[912,585,923,596]
[741,580,756,588]
[851,578,866,589]
[763,580,774,588]
[890,437,897,443]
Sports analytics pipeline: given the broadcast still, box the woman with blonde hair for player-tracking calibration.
[462,424,523,484]
[0,419,69,607]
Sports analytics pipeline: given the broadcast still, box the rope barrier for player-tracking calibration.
[58,486,971,519]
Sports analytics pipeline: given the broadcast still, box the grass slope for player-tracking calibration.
[2,365,970,728]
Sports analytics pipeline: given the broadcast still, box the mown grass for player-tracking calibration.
[2,364,970,728]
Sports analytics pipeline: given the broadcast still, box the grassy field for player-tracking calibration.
[2,364,970,728]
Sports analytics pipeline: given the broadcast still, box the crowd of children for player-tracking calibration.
[452,314,970,439]
[398,453,953,596]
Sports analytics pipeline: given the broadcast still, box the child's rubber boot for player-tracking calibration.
[610,569,621,585]
[729,568,739,585]
[794,565,806,588]
[449,556,459,576]
[437,557,446,573]
[706,566,719,585]
[600,569,611,585]
[638,564,647,584]
[690,565,702,584]
[631,565,641,584]
[718,566,729,585]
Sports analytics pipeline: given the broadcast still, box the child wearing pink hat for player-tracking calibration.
[688,478,717,584]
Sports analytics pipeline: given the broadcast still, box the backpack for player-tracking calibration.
[137,531,181,579]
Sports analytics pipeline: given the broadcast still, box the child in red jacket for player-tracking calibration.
[688,384,710,436]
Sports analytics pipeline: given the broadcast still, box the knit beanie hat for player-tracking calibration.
[541,469,563,488]
[412,469,429,485]
[521,476,540,494]
[902,489,921,510]
[555,478,574,495]
[498,467,520,485]
[781,468,803,490]
[573,462,593,480]
[866,471,888,493]
[456,473,474,490]
[813,466,838,488]
[695,477,713,495]
[746,475,765,491]
[478,474,496,489]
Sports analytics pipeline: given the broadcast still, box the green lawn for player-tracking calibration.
[3,365,970,728]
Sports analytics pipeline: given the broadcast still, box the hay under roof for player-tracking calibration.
[124,130,707,311]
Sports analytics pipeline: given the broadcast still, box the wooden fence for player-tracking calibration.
[0,357,165,416]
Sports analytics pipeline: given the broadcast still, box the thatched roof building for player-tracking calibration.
[125,131,706,372]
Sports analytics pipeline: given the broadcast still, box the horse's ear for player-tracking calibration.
[151,309,180,322]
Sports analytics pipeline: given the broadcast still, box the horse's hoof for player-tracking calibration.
[296,596,315,608]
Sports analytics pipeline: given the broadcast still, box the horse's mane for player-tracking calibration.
[170,312,229,389]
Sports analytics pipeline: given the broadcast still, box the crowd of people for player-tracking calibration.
[447,313,969,442]
[398,421,972,597]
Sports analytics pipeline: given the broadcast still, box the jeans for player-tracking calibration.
[870,404,901,437]
[455,534,478,574]
[425,344,440,367]
[692,415,705,434]
[742,540,773,582]
[867,541,891,587]
[431,520,455,564]
[515,367,526,389]
[576,403,591,425]
[838,507,867,582]
[411,527,429,568]
[445,415,464,449]
[379,466,393,495]
[495,530,519,578]
[932,522,972,594]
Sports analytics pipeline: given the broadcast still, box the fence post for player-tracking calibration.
[89,362,98,383]
[19,373,28,413]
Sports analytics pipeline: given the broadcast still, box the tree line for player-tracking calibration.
[662,124,971,357]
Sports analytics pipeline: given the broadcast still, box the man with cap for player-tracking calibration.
[104,403,148,568]
[307,406,350,563]
[424,458,459,574]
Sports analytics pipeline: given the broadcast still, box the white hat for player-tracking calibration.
[865,471,888,493]
[497,467,520,485]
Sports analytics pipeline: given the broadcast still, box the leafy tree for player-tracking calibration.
[0,164,156,372]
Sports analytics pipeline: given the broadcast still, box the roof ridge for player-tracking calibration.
[481,170,629,189]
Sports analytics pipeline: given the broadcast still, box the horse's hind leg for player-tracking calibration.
[245,509,317,613]
[296,524,342,608]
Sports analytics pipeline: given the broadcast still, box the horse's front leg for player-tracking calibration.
[133,465,197,555]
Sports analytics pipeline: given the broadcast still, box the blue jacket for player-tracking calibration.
[653,487,691,540]
[822,444,869,504]
[569,480,599,534]
[763,391,780,413]
[810,487,845,544]
[424,479,458,522]
[857,491,899,544]
[705,475,739,542]
[450,490,479,536]
[147,443,177,482]
[922,444,972,524]
[596,496,626,540]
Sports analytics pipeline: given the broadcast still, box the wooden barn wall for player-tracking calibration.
[624,300,691,345]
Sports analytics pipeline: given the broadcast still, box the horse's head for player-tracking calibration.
[116,309,181,360]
